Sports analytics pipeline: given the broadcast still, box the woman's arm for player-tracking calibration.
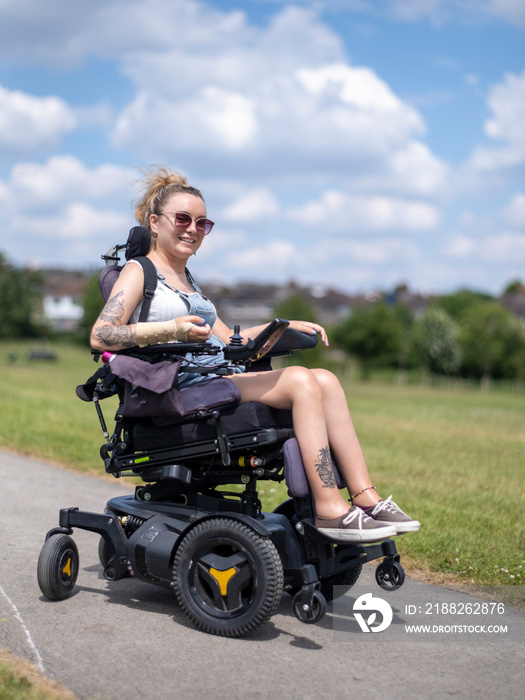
[90,263,145,351]
[90,263,212,351]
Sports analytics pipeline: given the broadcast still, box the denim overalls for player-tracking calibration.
[159,275,242,387]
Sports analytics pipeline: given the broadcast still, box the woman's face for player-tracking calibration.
[150,193,208,261]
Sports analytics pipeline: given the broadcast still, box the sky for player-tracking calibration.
[0,0,524,296]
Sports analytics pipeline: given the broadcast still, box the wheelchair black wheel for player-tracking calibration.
[375,560,405,591]
[292,590,326,624]
[173,518,284,637]
[320,562,363,602]
[37,534,79,600]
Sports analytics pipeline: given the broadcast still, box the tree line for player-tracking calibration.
[2,252,524,383]
[275,286,525,384]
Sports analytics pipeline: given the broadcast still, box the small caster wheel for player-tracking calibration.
[375,560,405,591]
[293,590,327,624]
[37,534,79,600]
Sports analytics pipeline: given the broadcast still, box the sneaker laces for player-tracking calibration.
[341,506,371,531]
[370,496,406,517]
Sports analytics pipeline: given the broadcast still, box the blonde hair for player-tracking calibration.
[134,167,204,228]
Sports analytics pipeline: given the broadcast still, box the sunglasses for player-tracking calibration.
[159,211,215,236]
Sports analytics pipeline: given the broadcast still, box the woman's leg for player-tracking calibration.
[310,369,380,508]
[310,369,420,533]
[229,367,350,519]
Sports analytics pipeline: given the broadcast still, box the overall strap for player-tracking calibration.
[185,267,204,295]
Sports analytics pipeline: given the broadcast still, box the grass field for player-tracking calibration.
[0,650,73,700]
[1,339,523,599]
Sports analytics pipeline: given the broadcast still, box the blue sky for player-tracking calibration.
[0,0,524,296]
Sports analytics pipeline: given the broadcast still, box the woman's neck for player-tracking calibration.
[148,250,189,275]
[148,251,193,291]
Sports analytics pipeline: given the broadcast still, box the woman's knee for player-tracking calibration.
[311,368,341,391]
[283,365,322,398]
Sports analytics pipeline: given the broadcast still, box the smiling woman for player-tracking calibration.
[90,166,420,542]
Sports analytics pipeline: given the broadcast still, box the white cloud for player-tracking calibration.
[502,192,525,228]
[446,230,525,262]
[330,236,419,264]
[287,191,440,232]
[351,0,525,27]
[0,157,135,266]
[105,6,430,184]
[7,202,129,268]
[354,140,450,197]
[446,234,477,258]
[228,240,300,276]
[3,156,135,210]
[468,69,525,173]
[17,203,127,241]
[487,0,525,27]
[0,85,75,156]
[113,88,258,155]
[222,189,280,223]
[0,2,440,194]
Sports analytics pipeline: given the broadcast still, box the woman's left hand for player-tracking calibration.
[289,320,329,346]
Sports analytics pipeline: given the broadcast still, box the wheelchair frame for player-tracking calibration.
[37,324,405,637]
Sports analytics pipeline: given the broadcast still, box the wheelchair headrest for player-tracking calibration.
[126,226,151,260]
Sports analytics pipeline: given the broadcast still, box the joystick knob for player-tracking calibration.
[229,325,244,346]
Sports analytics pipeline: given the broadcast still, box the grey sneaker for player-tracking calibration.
[368,496,420,534]
[315,506,397,543]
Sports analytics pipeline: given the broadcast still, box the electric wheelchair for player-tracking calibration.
[37,299,405,639]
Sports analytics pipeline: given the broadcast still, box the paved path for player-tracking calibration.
[0,450,523,700]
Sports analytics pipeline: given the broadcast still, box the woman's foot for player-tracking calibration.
[315,506,397,542]
[365,496,420,534]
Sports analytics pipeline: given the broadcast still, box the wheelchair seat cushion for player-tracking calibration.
[130,401,293,451]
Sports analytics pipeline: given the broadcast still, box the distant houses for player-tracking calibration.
[39,268,524,332]
[41,269,88,332]
[500,288,525,325]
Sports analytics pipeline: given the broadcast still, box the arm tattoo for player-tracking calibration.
[95,291,137,348]
[99,291,126,324]
[315,446,337,489]
[94,325,137,348]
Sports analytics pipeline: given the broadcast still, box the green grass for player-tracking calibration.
[0,654,72,700]
[0,663,48,700]
[1,340,524,598]
[0,340,114,473]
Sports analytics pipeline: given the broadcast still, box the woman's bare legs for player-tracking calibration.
[229,366,376,518]
[310,369,381,508]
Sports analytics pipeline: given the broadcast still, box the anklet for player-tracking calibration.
[350,485,376,500]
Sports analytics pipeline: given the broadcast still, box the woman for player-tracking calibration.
[91,168,420,542]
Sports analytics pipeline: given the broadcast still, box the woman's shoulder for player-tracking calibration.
[125,258,158,274]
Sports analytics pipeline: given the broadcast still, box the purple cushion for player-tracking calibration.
[283,438,345,497]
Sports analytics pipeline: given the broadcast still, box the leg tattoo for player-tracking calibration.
[315,446,336,488]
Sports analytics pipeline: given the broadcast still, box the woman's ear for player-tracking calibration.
[149,213,159,233]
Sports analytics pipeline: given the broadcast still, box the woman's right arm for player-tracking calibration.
[90,262,213,352]
[90,262,146,351]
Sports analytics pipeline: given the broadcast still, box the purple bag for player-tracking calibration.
[104,354,240,421]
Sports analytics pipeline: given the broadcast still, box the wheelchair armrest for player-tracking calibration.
[92,341,219,361]
[119,342,219,357]
[266,328,318,356]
